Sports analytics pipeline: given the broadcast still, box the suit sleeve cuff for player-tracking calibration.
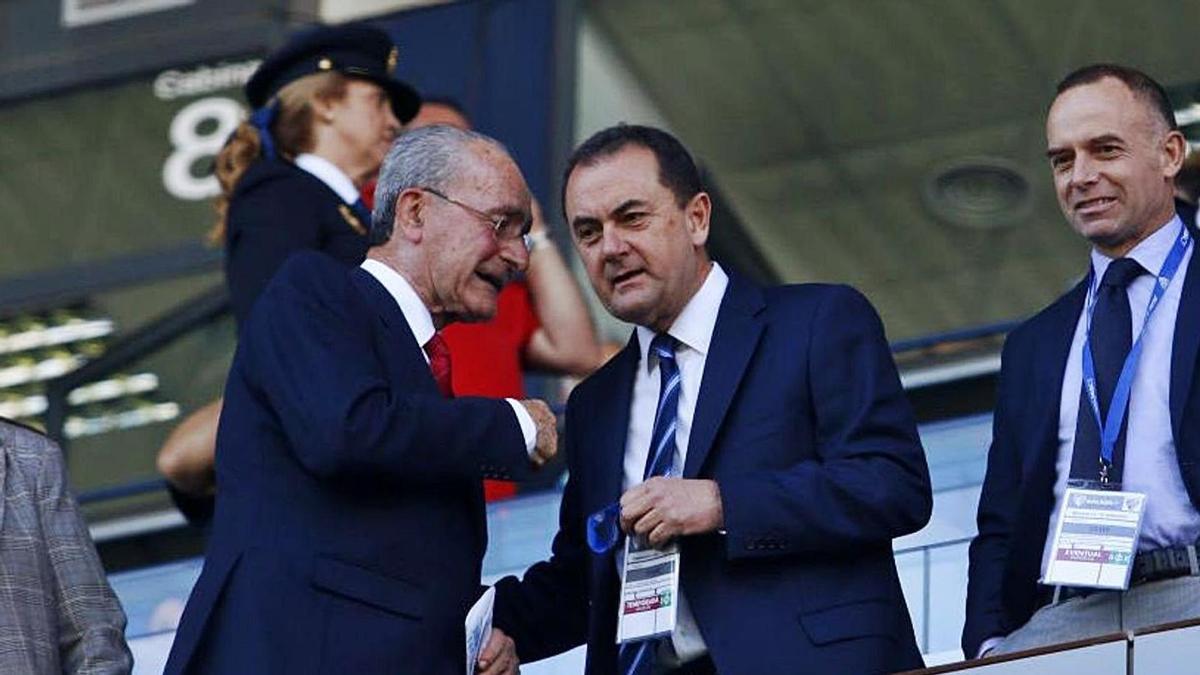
[506,398,537,457]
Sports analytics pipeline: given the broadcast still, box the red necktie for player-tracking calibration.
[424,332,454,397]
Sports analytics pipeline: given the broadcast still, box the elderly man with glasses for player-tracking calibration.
[166,125,557,675]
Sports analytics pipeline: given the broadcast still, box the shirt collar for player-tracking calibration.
[294,153,360,205]
[635,262,729,370]
[359,258,435,348]
[1090,214,1183,284]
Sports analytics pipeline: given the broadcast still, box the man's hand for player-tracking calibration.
[519,399,558,468]
[619,477,724,548]
[477,627,519,675]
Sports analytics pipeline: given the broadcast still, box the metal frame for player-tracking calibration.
[43,283,230,452]
[0,241,221,317]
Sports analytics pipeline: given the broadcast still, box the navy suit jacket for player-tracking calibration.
[166,252,531,675]
[963,221,1200,658]
[173,160,372,531]
[494,276,931,675]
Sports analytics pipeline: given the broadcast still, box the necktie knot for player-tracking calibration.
[424,332,453,397]
[650,333,677,363]
[1100,257,1145,290]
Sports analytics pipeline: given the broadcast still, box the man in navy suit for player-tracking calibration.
[165,125,557,675]
[492,125,931,675]
[964,64,1200,658]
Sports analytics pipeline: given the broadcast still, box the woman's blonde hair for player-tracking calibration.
[209,71,350,244]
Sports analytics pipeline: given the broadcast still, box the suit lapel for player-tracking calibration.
[351,268,492,549]
[683,275,765,479]
[592,334,639,507]
[350,268,438,394]
[1171,230,1200,442]
[352,267,408,334]
[1013,279,1088,583]
[1024,280,1087,477]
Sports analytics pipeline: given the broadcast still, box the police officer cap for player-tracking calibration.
[245,23,421,123]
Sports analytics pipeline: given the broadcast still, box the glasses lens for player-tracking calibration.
[496,218,528,242]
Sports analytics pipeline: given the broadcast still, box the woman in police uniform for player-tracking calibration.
[156,23,420,527]
[215,22,420,325]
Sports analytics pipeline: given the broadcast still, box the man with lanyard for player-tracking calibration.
[493,125,930,675]
[964,63,1200,658]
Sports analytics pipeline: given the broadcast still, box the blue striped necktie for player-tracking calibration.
[642,333,681,480]
[619,332,680,675]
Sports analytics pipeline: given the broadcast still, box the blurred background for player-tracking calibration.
[2,0,1200,672]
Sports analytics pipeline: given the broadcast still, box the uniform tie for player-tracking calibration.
[1069,257,1145,481]
[424,332,454,398]
[351,198,372,231]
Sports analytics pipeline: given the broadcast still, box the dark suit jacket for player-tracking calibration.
[494,276,931,675]
[166,252,531,675]
[174,160,371,530]
[963,222,1200,658]
[225,158,370,327]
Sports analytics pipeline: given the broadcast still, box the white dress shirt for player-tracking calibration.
[359,259,536,453]
[979,218,1199,659]
[622,262,728,664]
[1040,215,1199,578]
[294,153,360,204]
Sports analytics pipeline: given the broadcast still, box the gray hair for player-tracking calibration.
[369,125,504,245]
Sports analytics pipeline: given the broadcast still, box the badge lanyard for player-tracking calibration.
[1080,224,1191,483]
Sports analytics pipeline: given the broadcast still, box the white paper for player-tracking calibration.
[465,586,495,675]
[1043,487,1147,590]
[616,537,679,644]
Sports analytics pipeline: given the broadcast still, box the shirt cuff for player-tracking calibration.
[977,636,1005,659]
[505,398,537,457]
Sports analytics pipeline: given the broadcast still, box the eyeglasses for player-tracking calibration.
[421,187,533,251]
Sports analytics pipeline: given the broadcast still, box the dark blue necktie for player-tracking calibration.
[351,199,372,230]
[619,333,680,675]
[1070,258,1145,481]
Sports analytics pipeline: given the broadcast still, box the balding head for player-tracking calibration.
[1046,67,1187,256]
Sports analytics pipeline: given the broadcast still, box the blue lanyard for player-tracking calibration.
[1081,223,1191,482]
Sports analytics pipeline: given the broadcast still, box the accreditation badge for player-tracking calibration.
[1042,484,1147,590]
[616,536,679,644]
